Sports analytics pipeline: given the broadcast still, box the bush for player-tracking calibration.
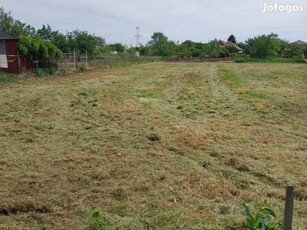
[35,68,45,77]
[78,63,87,72]
[58,67,71,75]
[19,35,62,67]
[35,65,57,77]
[246,33,281,59]
[241,202,282,230]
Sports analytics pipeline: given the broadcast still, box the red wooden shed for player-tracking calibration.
[0,30,32,74]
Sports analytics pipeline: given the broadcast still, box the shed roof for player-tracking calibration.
[0,30,18,40]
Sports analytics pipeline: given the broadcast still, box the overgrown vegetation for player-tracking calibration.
[241,202,282,230]
[245,33,304,59]
[18,35,62,68]
[35,66,57,76]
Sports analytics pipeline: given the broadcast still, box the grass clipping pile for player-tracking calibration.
[0,62,306,229]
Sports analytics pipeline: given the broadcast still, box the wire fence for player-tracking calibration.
[58,52,162,70]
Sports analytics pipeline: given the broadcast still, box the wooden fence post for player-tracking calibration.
[85,50,88,68]
[73,50,77,70]
[283,182,294,230]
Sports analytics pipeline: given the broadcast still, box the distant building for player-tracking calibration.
[0,30,32,73]
[293,40,307,48]
[222,41,244,54]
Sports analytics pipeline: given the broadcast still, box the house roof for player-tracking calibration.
[223,41,243,51]
[293,40,307,46]
[0,30,18,40]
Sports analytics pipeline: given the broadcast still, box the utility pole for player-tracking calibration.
[134,26,141,47]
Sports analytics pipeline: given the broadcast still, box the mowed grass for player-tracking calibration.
[0,62,306,229]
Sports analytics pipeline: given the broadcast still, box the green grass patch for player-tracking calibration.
[219,68,243,86]
[85,206,113,230]
[0,74,17,85]
[234,57,306,63]
[243,91,270,99]
[137,90,158,98]
[35,66,57,76]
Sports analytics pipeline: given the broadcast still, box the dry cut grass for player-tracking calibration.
[0,62,306,229]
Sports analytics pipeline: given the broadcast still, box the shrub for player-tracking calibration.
[246,33,281,59]
[78,63,87,72]
[58,67,71,75]
[35,68,46,77]
[35,65,57,76]
[19,35,62,67]
[241,202,282,230]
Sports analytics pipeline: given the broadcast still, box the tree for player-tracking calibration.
[147,32,176,56]
[177,40,207,58]
[52,33,70,53]
[19,35,62,67]
[220,47,230,57]
[237,42,248,52]
[162,40,177,57]
[93,45,111,56]
[37,24,57,41]
[279,41,303,58]
[193,42,205,57]
[67,30,104,56]
[108,43,126,53]
[203,39,222,58]
[246,33,281,58]
[176,43,190,59]
[0,7,36,37]
[148,32,167,56]
[126,47,138,56]
[139,44,153,56]
[225,46,238,55]
[227,34,237,44]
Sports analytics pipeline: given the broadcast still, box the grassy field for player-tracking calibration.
[0,62,306,229]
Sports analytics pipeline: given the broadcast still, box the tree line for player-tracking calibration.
[0,7,306,69]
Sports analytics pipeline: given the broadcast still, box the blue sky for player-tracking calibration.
[2,0,307,45]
